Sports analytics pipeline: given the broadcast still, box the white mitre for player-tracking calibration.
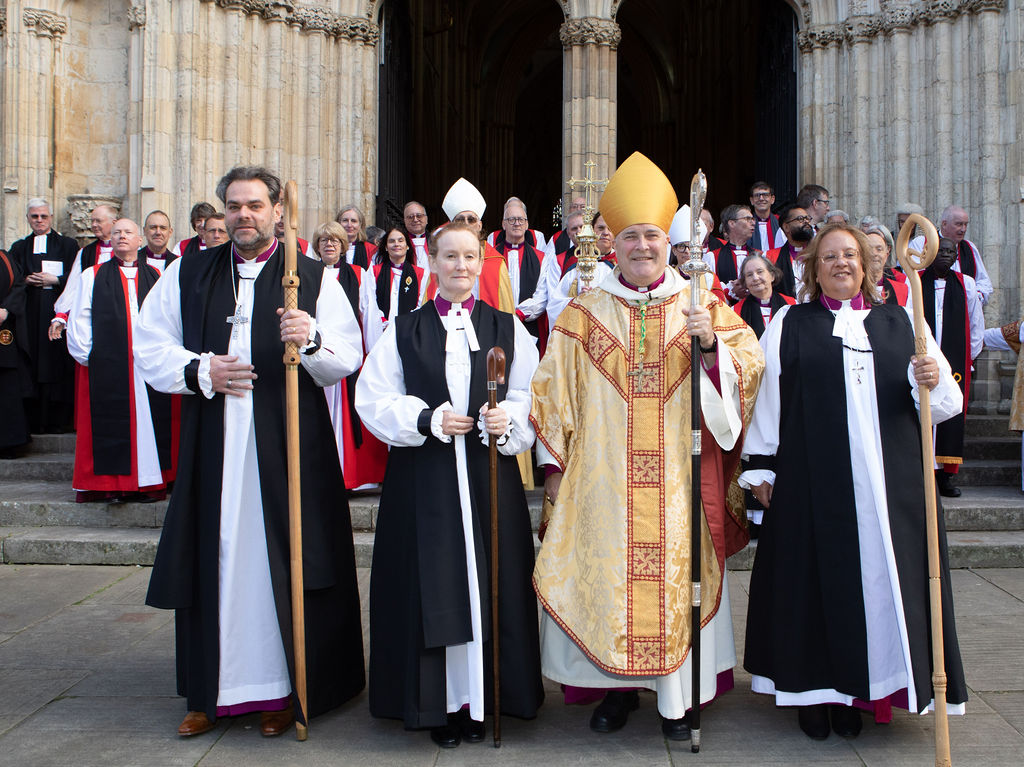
[668,204,708,247]
[442,177,486,221]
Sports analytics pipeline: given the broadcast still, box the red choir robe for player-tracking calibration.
[323,262,389,489]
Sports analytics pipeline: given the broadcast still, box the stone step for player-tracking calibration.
[965,414,1014,438]
[956,459,1021,487]
[26,433,76,455]
[4,525,1022,570]
[0,481,167,527]
[0,454,74,481]
[4,483,1023,533]
[963,436,1020,461]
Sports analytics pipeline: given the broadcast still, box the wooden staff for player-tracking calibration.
[681,171,708,753]
[895,213,951,767]
[486,346,506,748]
[281,181,309,742]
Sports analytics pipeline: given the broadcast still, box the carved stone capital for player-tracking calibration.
[202,1,380,44]
[0,8,7,37]
[881,1,914,31]
[797,23,843,52]
[845,15,883,44]
[128,3,147,30]
[66,195,123,246]
[920,0,961,23]
[23,8,68,39]
[559,17,622,49]
[200,0,294,22]
[963,0,1006,13]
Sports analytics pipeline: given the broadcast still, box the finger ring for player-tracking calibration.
[226,379,233,389]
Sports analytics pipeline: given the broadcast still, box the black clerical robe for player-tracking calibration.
[0,250,31,450]
[8,230,79,431]
[743,302,967,713]
[366,301,543,728]
[145,244,365,724]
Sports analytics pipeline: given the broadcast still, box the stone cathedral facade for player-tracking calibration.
[0,1,1020,393]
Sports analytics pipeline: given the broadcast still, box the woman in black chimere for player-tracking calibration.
[731,254,796,340]
[355,223,543,748]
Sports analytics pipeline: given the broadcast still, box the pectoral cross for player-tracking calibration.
[851,358,866,385]
[628,361,655,380]
[226,302,248,340]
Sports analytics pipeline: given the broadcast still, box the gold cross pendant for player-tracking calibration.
[628,360,654,378]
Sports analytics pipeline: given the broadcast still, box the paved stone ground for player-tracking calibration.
[0,564,1021,766]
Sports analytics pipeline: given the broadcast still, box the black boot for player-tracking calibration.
[936,471,961,498]
[589,690,639,733]
[797,704,830,740]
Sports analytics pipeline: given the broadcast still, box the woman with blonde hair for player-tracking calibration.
[336,205,377,269]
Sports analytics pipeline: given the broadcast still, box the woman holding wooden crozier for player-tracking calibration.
[355,223,543,748]
[740,222,968,740]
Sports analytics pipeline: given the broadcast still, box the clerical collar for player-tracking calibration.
[233,240,278,264]
[618,272,666,294]
[758,296,773,307]
[98,241,112,248]
[411,234,426,241]
[820,293,866,311]
[434,295,475,315]
[114,255,137,267]
[146,247,167,259]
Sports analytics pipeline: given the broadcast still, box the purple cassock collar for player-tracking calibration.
[819,293,866,310]
[232,240,278,264]
[434,295,476,315]
[617,272,667,294]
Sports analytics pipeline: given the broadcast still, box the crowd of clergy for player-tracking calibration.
[0,154,1020,750]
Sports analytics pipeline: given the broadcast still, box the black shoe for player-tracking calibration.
[936,472,961,498]
[798,704,830,740]
[829,704,862,738]
[589,690,639,733]
[456,709,485,743]
[429,722,461,748]
[661,716,691,741]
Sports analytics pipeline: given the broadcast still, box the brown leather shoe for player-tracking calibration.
[177,711,214,737]
[260,704,294,737]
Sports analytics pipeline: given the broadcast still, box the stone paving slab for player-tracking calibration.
[0,563,136,633]
[973,567,1024,600]
[977,691,1024,736]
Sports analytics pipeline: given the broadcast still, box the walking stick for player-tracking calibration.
[895,214,951,767]
[681,170,709,753]
[486,346,506,748]
[282,181,309,741]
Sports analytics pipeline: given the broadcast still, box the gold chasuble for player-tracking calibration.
[531,269,763,676]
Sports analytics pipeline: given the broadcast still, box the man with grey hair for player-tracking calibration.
[910,204,993,304]
[825,209,850,225]
[490,198,545,334]
[894,202,925,236]
[8,198,79,432]
[487,196,547,251]
[50,203,118,340]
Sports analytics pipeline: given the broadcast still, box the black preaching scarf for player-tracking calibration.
[87,256,173,475]
[351,240,372,269]
[921,270,970,463]
[770,243,798,298]
[713,242,743,284]
[80,240,103,270]
[880,270,907,306]
[549,228,572,257]
[374,260,420,318]
[956,241,977,280]
[737,291,789,339]
[491,233,543,300]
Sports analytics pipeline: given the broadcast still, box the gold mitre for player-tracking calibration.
[599,152,678,236]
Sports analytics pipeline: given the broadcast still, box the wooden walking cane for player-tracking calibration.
[895,214,951,767]
[486,346,506,748]
[681,170,709,753]
[281,181,309,741]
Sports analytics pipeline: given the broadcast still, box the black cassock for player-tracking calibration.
[366,301,543,728]
[8,230,79,431]
[145,244,364,724]
[0,250,30,450]
[743,302,967,713]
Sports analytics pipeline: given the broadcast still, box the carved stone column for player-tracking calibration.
[882,1,914,208]
[559,16,620,208]
[1,7,69,244]
[844,15,880,217]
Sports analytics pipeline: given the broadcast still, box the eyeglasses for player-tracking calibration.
[320,237,342,246]
[504,217,526,225]
[405,212,426,219]
[751,192,773,199]
[453,215,479,225]
[817,198,831,207]
[732,216,755,223]
[786,215,813,224]
[29,214,50,219]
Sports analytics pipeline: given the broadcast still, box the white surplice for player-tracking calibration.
[360,262,429,353]
[66,263,163,489]
[739,302,965,714]
[355,305,539,721]
[133,253,362,707]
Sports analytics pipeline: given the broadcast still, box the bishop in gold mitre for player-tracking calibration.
[530,152,764,740]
